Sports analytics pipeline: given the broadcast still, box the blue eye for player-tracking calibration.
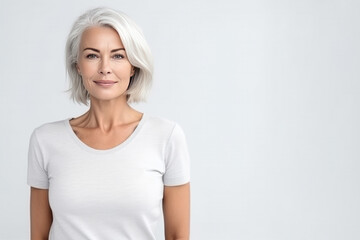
[113,54,124,59]
[86,54,98,59]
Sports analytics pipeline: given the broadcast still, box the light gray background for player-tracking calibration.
[0,0,359,239]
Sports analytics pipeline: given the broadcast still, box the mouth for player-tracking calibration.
[93,80,118,87]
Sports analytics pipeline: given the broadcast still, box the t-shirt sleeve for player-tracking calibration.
[163,124,191,186]
[27,130,49,189]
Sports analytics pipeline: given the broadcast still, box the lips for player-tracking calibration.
[93,80,117,86]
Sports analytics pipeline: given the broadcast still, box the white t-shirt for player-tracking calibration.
[27,114,190,239]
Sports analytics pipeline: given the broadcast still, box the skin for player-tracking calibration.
[30,26,190,240]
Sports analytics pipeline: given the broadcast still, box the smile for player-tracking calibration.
[93,80,118,87]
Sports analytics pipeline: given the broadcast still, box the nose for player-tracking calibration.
[98,59,111,75]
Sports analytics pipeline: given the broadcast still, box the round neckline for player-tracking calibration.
[64,113,147,154]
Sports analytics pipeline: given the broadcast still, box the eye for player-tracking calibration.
[86,53,98,59]
[112,54,124,60]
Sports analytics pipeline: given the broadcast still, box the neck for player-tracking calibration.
[80,96,142,131]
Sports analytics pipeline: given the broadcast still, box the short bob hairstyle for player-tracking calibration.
[66,7,153,104]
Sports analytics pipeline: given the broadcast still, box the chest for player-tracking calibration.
[47,147,165,217]
[72,124,138,150]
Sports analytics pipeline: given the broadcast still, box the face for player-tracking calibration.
[76,26,135,103]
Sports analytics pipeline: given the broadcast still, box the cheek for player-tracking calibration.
[78,66,95,90]
[78,61,98,77]
[114,63,134,77]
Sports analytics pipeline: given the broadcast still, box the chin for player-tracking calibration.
[89,94,128,102]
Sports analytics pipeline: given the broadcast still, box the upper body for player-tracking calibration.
[28,114,190,239]
[28,7,190,240]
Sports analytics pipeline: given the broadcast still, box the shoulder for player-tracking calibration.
[32,119,69,140]
[142,114,187,141]
[145,115,176,129]
[143,114,184,133]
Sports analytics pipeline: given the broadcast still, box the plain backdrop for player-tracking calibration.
[0,0,359,239]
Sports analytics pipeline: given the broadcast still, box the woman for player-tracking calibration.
[27,7,190,240]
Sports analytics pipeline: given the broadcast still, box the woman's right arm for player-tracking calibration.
[30,187,53,240]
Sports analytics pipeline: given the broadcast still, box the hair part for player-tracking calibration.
[65,7,153,105]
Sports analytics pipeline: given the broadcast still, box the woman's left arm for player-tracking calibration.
[163,183,190,240]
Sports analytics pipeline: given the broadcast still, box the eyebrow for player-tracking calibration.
[83,47,125,52]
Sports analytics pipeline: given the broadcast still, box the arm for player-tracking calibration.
[163,183,190,240]
[30,187,53,240]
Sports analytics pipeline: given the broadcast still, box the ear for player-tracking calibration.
[76,63,81,75]
[131,67,135,77]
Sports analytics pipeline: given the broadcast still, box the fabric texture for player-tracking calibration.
[27,114,190,239]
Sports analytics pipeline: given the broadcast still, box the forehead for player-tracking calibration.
[80,26,124,48]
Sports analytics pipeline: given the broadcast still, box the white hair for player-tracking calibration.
[65,7,153,104]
